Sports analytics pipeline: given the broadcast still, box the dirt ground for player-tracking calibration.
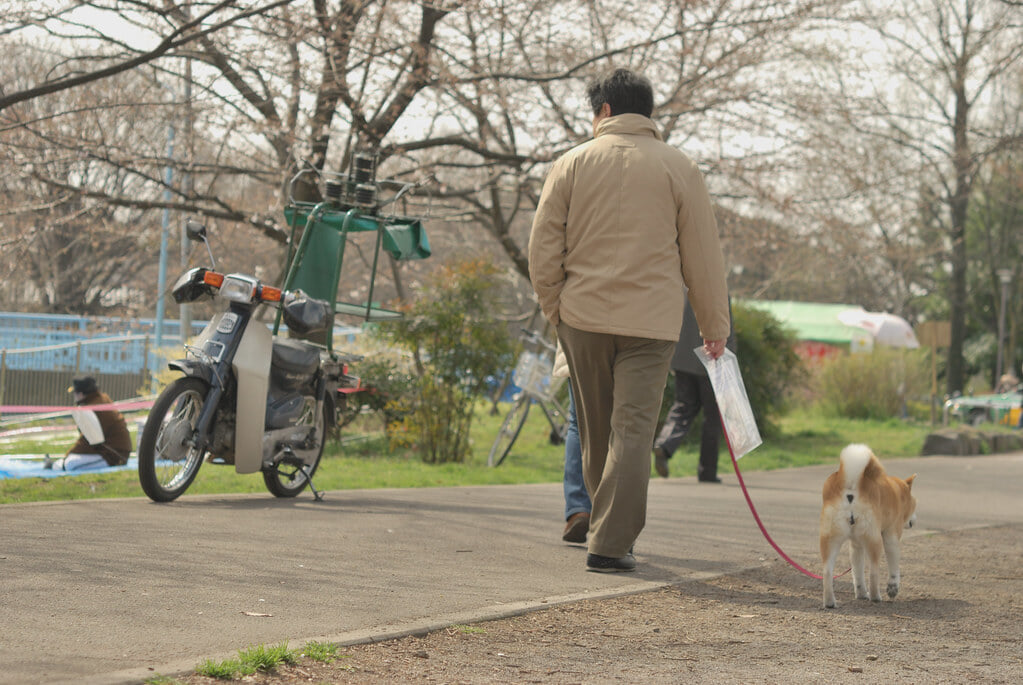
[170,524,1022,684]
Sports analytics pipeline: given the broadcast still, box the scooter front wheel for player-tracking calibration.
[138,377,210,502]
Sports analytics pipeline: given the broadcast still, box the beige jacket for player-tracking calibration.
[528,114,730,342]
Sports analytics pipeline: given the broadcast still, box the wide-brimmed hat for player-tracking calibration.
[68,376,99,395]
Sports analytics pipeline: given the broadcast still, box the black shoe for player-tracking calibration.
[652,447,669,478]
[698,476,722,483]
[42,455,54,470]
[586,552,636,573]
[562,512,590,543]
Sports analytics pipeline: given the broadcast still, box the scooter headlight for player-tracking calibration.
[220,274,259,303]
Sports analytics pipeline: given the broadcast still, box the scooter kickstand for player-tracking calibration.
[302,465,324,501]
[279,450,325,501]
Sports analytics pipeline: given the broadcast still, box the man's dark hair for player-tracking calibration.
[586,68,654,118]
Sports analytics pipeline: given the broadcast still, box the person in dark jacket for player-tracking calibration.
[652,297,735,483]
[46,376,133,471]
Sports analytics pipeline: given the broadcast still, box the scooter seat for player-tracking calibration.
[271,338,320,375]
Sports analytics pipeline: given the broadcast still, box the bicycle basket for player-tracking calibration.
[512,350,558,400]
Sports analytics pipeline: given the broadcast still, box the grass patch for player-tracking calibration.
[194,642,297,679]
[451,624,487,634]
[718,410,932,475]
[194,657,254,679]
[1,405,938,505]
[302,641,350,665]
[238,642,299,670]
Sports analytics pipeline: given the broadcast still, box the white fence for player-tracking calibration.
[0,335,155,421]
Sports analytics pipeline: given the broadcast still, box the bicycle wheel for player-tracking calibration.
[487,396,531,467]
[538,400,567,445]
[138,377,209,502]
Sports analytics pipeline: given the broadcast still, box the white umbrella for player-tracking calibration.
[837,309,920,349]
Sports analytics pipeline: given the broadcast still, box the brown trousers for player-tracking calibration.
[557,322,674,558]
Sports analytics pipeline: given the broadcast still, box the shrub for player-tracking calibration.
[338,345,417,432]
[815,348,928,420]
[377,258,516,463]
[732,303,806,437]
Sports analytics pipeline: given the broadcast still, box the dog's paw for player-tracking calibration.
[823,601,837,609]
[887,582,899,599]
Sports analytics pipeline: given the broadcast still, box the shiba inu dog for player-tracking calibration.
[819,444,917,609]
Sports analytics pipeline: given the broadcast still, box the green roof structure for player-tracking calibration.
[739,300,863,346]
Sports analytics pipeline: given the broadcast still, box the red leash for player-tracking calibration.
[701,348,845,581]
[722,429,848,580]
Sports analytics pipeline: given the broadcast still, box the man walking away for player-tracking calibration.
[528,68,730,572]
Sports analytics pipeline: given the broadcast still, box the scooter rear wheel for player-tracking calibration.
[138,377,210,502]
[262,401,328,498]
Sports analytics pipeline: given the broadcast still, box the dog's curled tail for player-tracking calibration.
[839,443,874,493]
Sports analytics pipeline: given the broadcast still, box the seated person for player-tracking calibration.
[46,376,132,471]
[994,373,1018,394]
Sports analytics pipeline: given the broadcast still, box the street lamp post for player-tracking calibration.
[995,268,1013,383]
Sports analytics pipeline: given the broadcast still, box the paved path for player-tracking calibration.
[2,452,1021,684]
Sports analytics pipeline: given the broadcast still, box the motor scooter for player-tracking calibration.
[139,152,430,502]
[137,221,359,502]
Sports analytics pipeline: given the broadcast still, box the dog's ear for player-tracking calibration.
[905,474,916,489]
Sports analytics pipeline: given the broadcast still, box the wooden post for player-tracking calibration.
[917,321,951,425]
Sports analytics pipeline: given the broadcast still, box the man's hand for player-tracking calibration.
[703,339,726,360]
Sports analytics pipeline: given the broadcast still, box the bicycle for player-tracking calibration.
[487,328,568,467]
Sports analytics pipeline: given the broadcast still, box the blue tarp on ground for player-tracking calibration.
[0,456,137,480]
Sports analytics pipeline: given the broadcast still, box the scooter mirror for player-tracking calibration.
[185,220,207,242]
[184,219,216,269]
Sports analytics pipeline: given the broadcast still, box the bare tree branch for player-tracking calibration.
[0,0,298,112]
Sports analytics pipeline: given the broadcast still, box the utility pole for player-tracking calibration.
[180,50,194,344]
[155,122,175,352]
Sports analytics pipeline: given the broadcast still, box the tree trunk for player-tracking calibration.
[946,59,972,395]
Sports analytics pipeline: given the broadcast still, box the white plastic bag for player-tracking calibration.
[695,347,762,459]
[72,409,105,446]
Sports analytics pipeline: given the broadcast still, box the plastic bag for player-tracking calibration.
[695,347,762,459]
[72,409,105,446]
